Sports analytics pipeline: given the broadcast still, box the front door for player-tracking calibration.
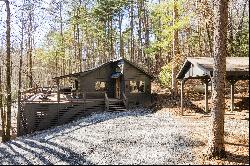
[115,78,121,99]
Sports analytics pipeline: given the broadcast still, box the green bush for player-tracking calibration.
[158,64,172,87]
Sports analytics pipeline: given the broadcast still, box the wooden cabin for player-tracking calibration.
[17,58,154,136]
[54,58,154,107]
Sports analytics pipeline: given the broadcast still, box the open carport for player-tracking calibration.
[177,57,249,114]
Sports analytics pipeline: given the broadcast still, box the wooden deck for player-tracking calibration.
[17,92,127,137]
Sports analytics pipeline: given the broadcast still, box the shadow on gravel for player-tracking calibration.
[0,146,25,165]
[37,109,153,141]
[0,139,93,165]
[235,97,249,111]
[224,152,249,164]
[225,141,249,148]
[0,110,153,164]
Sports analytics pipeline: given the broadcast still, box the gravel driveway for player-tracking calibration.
[0,108,248,165]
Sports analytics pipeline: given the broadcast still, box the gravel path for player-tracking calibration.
[0,108,248,165]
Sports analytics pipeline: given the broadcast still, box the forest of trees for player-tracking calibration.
[0,0,249,158]
[0,0,248,92]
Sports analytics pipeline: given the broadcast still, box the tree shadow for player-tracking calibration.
[23,108,153,141]
[0,138,93,165]
[0,146,21,165]
[0,109,154,164]
[223,151,249,164]
[234,97,249,111]
[225,141,249,148]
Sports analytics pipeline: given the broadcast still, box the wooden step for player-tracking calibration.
[109,106,126,109]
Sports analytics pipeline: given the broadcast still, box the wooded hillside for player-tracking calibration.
[0,0,248,93]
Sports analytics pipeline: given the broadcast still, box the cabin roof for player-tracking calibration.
[177,57,249,80]
[53,58,154,80]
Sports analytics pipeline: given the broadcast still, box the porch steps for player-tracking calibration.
[108,99,127,112]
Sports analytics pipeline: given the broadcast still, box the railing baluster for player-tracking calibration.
[105,92,109,111]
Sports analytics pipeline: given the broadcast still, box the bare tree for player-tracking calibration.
[0,0,12,142]
[172,0,180,95]
[0,62,6,141]
[207,0,228,158]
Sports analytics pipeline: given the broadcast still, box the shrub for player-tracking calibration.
[158,64,172,88]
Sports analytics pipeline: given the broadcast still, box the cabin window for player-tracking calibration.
[95,81,107,91]
[129,81,145,93]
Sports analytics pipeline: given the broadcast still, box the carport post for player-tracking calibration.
[204,79,209,112]
[229,80,237,112]
[202,78,209,112]
[181,79,186,116]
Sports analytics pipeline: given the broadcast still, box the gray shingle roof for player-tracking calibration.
[177,57,249,80]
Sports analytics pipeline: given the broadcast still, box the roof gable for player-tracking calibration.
[54,58,154,80]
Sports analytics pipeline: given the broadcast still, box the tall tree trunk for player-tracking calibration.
[0,64,6,142]
[119,11,124,58]
[59,1,65,81]
[73,10,77,73]
[235,0,247,56]
[207,0,228,158]
[143,0,149,49]
[130,0,135,62]
[19,11,24,93]
[17,9,24,137]
[143,0,150,71]
[172,0,179,95]
[137,0,143,62]
[206,22,213,57]
[5,0,11,142]
[28,9,33,88]
[228,2,234,56]
[110,18,114,59]
[76,8,82,72]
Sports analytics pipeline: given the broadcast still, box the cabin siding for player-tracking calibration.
[78,63,115,98]
[123,62,152,107]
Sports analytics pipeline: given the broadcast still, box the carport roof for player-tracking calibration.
[177,57,249,80]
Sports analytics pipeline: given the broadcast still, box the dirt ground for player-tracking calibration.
[152,80,249,165]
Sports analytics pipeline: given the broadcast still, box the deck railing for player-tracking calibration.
[21,90,107,103]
